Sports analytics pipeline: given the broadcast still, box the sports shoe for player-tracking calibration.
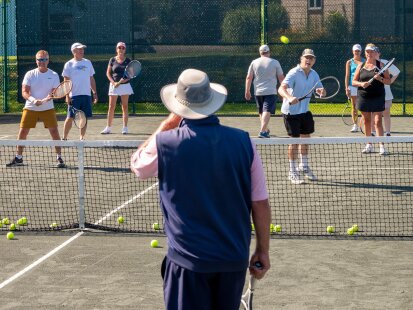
[121,127,128,135]
[379,145,389,156]
[100,127,111,134]
[56,157,66,168]
[298,165,317,181]
[361,143,374,154]
[258,131,270,138]
[288,171,304,185]
[6,157,23,167]
[386,132,391,137]
[350,124,359,133]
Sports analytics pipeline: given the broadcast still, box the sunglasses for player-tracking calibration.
[117,46,125,50]
[36,58,49,62]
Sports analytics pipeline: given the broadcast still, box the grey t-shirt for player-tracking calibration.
[247,57,283,96]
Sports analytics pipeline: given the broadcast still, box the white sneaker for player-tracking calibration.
[361,143,374,154]
[288,171,304,185]
[298,165,317,181]
[121,127,128,135]
[350,124,359,133]
[100,127,111,134]
[379,145,389,155]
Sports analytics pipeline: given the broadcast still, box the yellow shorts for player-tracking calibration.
[20,109,58,129]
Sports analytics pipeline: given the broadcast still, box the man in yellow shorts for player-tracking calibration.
[6,50,66,168]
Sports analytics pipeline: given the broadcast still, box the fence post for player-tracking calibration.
[261,0,268,44]
[2,0,8,113]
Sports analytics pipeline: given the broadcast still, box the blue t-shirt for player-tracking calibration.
[281,65,321,115]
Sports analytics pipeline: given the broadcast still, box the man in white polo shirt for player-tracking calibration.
[245,44,284,138]
[6,50,66,168]
[62,42,98,140]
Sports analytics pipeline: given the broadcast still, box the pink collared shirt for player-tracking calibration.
[131,137,269,202]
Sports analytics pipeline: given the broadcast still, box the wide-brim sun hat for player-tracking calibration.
[160,69,227,119]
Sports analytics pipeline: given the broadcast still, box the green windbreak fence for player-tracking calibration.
[1,0,412,115]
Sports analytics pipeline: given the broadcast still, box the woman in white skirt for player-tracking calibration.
[101,42,134,134]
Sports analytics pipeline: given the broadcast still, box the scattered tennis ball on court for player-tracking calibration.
[269,224,275,233]
[352,224,359,232]
[17,218,24,226]
[50,222,58,228]
[2,218,10,225]
[152,223,160,230]
[251,223,255,231]
[9,223,16,231]
[117,216,125,224]
[326,226,335,233]
[274,225,282,233]
[7,232,14,240]
[21,217,28,225]
[347,227,355,235]
[0,222,3,228]
[280,35,290,44]
[150,239,159,248]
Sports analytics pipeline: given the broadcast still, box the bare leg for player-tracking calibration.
[48,127,62,155]
[260,111,271,133]
[63,117,73,140]
[107,95,118,127]
[120,95,129,127]
[16,128,30,155]
[383,103,391,134]
[351,95,358,125]
[373,112,384,137]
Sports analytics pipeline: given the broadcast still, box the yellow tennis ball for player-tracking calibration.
[21,217,27,225]
[9,223,16,231]
[0,222,3,228]
[50,222,58,228]
[7,232,14,240]
[269,224,275,232]
[2,218,10,225]
[150,240,159,248]
[251,223,255,231]
[280,35,290,44]
[275,225,282,233]
[326,226,335,233]
[17,219,24,226]
[117,216,125,224]
[352,224,359,232]
[347,227,355,235]
[152,223,160,230]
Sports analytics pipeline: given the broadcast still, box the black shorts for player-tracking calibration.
[255,95,276,114]
[283,111,315,137]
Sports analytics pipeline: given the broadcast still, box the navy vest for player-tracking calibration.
[156,116,254,273]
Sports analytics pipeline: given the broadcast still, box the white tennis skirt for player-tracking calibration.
[108,83,134,96]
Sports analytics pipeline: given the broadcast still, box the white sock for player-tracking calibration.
[299,154,308,168]
[289,160,297,172]
[16,154,22,159]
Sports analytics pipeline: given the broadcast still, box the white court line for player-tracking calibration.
[0,135,12,139]
[0,182,158,290]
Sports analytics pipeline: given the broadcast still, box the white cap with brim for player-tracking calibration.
[352,44,362,51]
[160,69,227,120]
[259,44,270,53]
[71,42,87,51]
[365,46,378,52]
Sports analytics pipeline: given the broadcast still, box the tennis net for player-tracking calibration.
[0,137,412,237]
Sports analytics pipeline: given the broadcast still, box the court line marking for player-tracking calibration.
[0,182,158,290]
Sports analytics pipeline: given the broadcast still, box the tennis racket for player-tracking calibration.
[341,98,353,126]
[241,262,263,310]
[367,58,395,84]
[42,80,72,102]
[117,60,142,85]
[69,105,87,129]
[294,76,340,103]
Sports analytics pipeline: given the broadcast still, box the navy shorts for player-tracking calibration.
[255,94,276,114]
[67,95,92,118]
[161,256,246,310]
[283,111,315,137]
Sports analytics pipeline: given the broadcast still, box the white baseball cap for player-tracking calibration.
[71,42,87,51]
[259,45,270,53]
[352,44,362,51]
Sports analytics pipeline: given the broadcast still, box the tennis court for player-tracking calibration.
[0,116,412,309]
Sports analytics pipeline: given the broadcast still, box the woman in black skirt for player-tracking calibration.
[352,43,391,155]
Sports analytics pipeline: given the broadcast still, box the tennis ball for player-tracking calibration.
[152,223,160,230]
[280,35,290,44]
[275,225,282,233]
[117,216,125,224]
[9,223,16,231]
[251,223,255,231]
[17,218,24,226]
[7,232,14,240]
[50,222,58,228]
[347,227,355,235]
[150,239,159,248]
[269,224,275,233]
[326,226,335,233]
[21,217,27,225]
[352,224,359,232]
[0,222,3,228]
[2,218,10,225]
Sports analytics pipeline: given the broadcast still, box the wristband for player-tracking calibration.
[28,96,36,103]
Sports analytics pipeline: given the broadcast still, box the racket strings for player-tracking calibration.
[53,81,72,98]
[74,111,87,128]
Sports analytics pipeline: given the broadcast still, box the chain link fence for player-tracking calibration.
[1,0,412,115]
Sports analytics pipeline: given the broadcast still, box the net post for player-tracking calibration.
[77,142,85,230]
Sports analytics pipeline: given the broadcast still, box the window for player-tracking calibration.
[309,0,322,10]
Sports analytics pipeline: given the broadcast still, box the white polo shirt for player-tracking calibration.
[380,58,400,101]
[62,58,95,96]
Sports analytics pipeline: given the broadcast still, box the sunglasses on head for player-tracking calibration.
[36,58,49,62]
